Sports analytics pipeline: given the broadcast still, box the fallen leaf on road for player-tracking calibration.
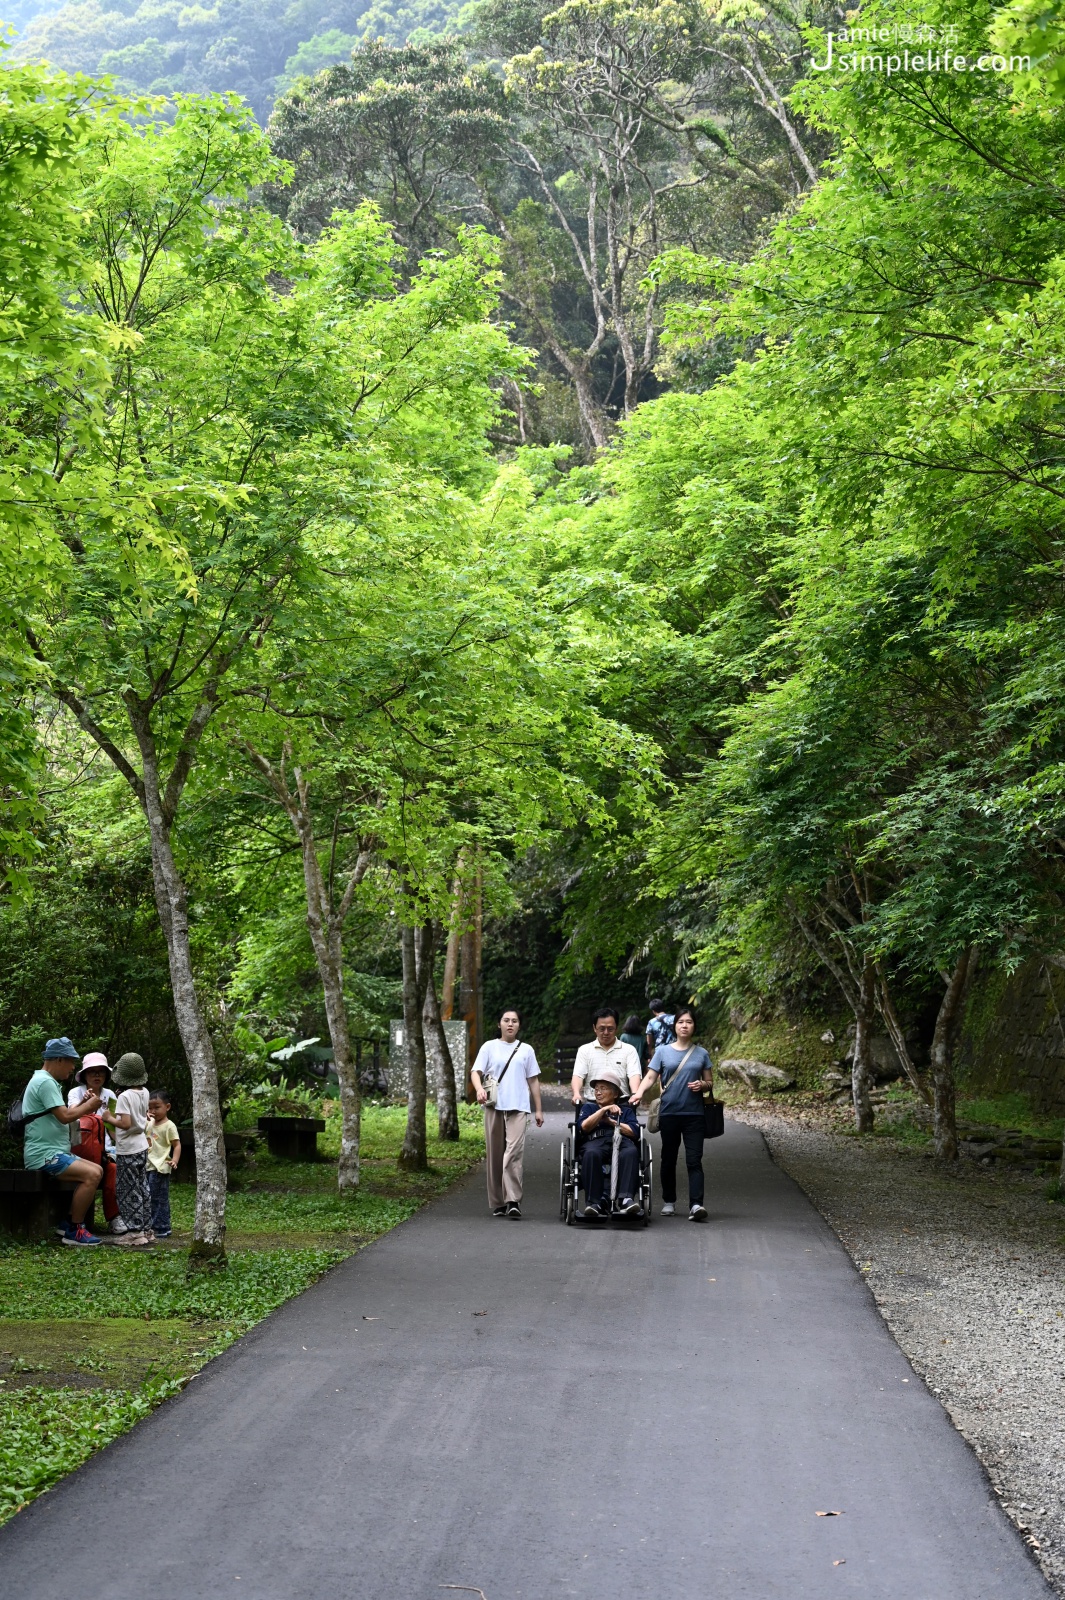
[833,1559,846,1566]
[472,1309,488,1316]
[816,1511,843,1517]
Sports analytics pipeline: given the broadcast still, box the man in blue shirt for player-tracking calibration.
[645,999,676,1059]
[21,1037,104,1246]
[578,1068,641,1219]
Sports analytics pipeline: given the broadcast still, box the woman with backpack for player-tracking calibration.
[470,1006,543,1219]
[631,1006,714,1222]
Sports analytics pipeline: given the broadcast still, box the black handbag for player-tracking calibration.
[703,1097,725,1139]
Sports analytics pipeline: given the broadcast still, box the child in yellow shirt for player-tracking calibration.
[145,1090,181,1239]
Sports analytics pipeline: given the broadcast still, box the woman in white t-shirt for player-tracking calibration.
[471,1007,544,1220]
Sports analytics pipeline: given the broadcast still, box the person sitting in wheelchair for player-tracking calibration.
[579,1068,642,1220]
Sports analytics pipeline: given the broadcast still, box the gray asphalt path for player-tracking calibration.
[0,1114,1050,1600]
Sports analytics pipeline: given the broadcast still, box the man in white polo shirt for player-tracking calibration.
[570,1007,643,1106]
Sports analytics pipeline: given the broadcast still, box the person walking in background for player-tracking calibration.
[105,1053,154,1247]
[645,999,676,1061]
[146,1089,181,1239]
[471,1007,544,1220]
[19,1037,103,1245]
[632,1006,714,1222]
[620,1014,648,1073]
[571,1007,643,1106]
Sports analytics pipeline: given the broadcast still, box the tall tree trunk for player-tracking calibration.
[301,862,360,1193]
[874,962,932,1105]
[572,367,611,451]
[440,859,465,1021]
[137,746,228,1262]
[851,958,876,1134]
[399,923,431,1171]
[240,743,372,1193]
[931,946,974,1161]
[422,926,459,1142]
[1040,962,1065,1184]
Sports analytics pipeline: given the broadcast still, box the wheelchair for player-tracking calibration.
[559,1113,653,1226]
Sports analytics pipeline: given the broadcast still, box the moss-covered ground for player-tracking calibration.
[0,1099,484,1524]
[718,1016,1065,1154]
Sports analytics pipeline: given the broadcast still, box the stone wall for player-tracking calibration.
[957,957,1065,1112]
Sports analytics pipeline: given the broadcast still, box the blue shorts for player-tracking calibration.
[38,1150,79,1176]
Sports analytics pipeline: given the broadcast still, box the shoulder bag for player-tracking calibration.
[647,1046,696,1134]
[484,1043,522,1108]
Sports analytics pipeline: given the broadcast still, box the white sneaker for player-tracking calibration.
[661,1202,675,1216]
[689,1204,708,1222]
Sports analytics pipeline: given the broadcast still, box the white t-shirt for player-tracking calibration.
[472,1039,540,1113]
[572,1039,642,1098]
[114,1087,149,1155]
[70,1084,118,1155]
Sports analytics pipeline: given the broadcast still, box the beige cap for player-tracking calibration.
[589,1066,624,1094]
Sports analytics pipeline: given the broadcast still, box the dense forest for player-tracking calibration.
[3,0,1065,1255]
[8,0,462,119]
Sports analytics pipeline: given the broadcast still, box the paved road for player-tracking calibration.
[0,1114,1050,1600]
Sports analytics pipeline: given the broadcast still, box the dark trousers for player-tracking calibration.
[659,1115,705,1206]
[581,1137,639,1210]
[148,1170,171,1234]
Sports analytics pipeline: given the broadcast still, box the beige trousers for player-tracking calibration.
[485,1107,528,1208]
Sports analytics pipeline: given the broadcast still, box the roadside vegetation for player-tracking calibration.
[6,0,1065,1527]
[0,1101,484,1523]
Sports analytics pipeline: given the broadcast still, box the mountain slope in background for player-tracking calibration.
[7,0,464,121]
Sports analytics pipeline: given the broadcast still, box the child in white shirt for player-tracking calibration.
[104,1053,154,1247]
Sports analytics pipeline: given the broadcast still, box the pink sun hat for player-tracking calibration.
[74,1051,111,1085]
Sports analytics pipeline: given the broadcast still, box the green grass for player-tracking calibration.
[864,1086,1064,1151]
[955,1092,1063,1143]
[0,1375,186,1521]
[0,1097,485,1524]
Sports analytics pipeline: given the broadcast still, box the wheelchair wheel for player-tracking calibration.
[640,1135,653,1225]
[559,1145,568,1222]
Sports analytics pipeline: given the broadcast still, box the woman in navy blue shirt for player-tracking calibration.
[632,1006,713,1221]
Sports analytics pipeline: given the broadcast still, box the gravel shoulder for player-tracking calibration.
[733,1103,1065,1593]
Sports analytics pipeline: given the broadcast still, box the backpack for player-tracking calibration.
[7,1095,54,1136]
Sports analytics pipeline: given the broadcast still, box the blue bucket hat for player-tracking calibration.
[43,1036,79,1061]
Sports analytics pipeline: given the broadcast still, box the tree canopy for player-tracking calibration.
[7,0,1065,1192]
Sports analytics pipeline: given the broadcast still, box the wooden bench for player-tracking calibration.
[0,1169,97,1241]
[257,1116,325,1161]
[172,1126,262,1183]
